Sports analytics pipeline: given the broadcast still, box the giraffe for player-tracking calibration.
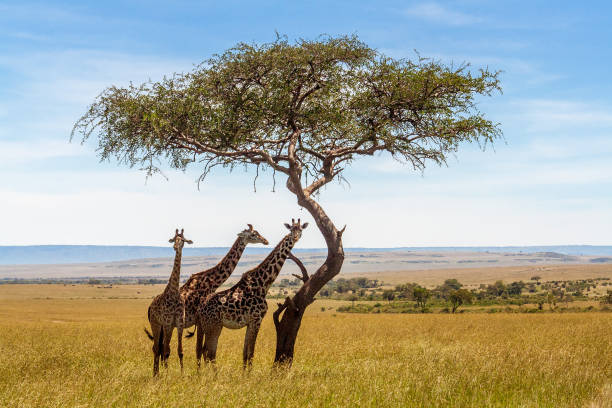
[145,228,193,376]
[180,224,268,332]
[195,218,308,369]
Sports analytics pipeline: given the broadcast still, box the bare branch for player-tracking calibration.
[288,252,309,282]
[337,225,347,238]
[303,167,343,196]
[168,126,291,175]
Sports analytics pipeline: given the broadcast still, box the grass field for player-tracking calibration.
[0,284,610,407]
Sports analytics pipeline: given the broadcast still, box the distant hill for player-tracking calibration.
[1,245,612,265]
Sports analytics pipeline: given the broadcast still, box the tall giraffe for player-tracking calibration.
[145,228,193,376]
[195,219,308,369]
[181,224,268,331]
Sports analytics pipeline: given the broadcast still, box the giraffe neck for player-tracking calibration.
[213,237,247,285]
[250,233,295,292]
[165,248,182,294]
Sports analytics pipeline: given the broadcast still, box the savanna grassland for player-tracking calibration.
[0,284,610,407]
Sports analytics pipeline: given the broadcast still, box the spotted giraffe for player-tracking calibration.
[180,224,268,332]
[195,219,308,369]
[145,228,192,376]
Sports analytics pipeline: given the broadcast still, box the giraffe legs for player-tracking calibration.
[176,325,184,374]
[162,325,173,370]
[204,322,222,364]
[243,320,261,370]
[150,322,162,377]
[195,323,204,370]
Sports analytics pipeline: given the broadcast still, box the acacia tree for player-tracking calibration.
[72,35,501,365]
[413,286,431,312]
[449,289,473,313]
[382,289,395,303]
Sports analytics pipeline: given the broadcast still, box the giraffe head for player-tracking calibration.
[284,218,309,242]
[237,224,269,245]
[169,228,193,252]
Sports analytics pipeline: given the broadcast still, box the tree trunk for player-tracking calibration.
[273,297,305,364]
[273,247,344,364]
[273,181,345,366]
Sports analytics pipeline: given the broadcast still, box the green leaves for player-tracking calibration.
[73,34,502,188]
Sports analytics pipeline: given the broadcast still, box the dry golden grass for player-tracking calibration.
[0,285,610,407]
[586,384,612,408]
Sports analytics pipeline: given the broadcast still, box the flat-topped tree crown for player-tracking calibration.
[73,34,501,196]
[73,34,502,366]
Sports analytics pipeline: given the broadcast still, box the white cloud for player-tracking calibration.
[3,174,611,248]
[0,185,328,247]
[0,49,194,145]
[319,189,612,247]
[0,50,194,103]
[403,3,482,26]
[364,156,612,188]
[516,99,612,131]
[0,139,85,164]
[526,136,612,160]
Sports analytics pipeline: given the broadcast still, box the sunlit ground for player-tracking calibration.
[0,285,610,407]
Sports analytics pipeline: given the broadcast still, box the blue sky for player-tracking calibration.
[1,1,611,247]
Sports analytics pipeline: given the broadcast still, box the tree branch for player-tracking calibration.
[329,143,385,158]
[168,127,291,174]
[303,167,343,196]
[288,252,309,282]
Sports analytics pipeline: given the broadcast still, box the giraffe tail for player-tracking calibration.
[185,330,195,338]
[144,306,154,340]
[144,327,154,340]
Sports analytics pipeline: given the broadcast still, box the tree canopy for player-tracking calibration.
[72,35,501,197]
[449,289,473,313]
